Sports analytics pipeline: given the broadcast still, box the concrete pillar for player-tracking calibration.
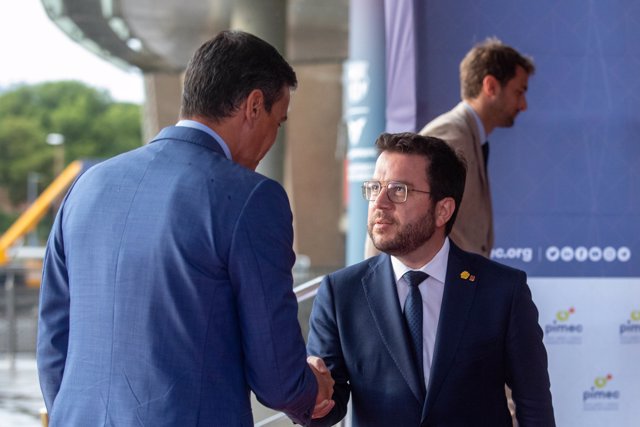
[286,63,345,269]
[231,0,287,183]
[142,72,183,143]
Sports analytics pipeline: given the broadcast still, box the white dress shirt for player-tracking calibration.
[391,237,450,391]
[176,119,232,160]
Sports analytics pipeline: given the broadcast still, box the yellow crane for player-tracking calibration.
[0,160,84,266]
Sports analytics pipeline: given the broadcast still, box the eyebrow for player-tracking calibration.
[374,179,414,187]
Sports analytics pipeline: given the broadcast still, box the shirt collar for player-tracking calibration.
[462,102,487,144]
[176,119,232,160]
[390,237,450,285]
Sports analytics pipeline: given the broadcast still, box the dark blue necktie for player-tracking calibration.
[403,270,428,397]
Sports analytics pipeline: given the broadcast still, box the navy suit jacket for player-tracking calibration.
[37,126,317,426]
[308,242,555,427]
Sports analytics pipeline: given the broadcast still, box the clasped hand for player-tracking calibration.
[307,355,335,419]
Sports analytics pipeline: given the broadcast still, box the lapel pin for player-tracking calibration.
[460,271,476,283]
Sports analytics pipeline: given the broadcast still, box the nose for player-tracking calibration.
[371,186,393,209]
[520,95,528,112]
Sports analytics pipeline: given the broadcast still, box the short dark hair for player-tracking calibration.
[180,30,297,121]
[460,37,535,100]
[375,132,467,235]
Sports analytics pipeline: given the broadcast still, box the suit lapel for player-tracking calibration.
[423,244,478,419]
[362,255,424,403]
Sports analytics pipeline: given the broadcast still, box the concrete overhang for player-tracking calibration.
[40,0,348,73]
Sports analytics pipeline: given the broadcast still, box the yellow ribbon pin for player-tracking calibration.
[460,271,476,283]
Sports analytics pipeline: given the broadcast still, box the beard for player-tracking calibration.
[492,95,517,128]
[368,207,436,256]
[500,110,516,127]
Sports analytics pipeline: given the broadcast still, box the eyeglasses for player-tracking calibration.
[361,180,431,204]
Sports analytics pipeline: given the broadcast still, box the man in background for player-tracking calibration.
[419,37,535,258]
[37,30,333,426]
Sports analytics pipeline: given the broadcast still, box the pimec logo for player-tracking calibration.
[545,307,583,345]
[594,375,611,389]
[619,309,640,344]
[583,374,620,411]
[556,307,575,322]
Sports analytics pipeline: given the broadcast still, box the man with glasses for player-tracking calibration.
[307,132,554,426]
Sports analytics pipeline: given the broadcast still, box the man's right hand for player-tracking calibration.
[307,356,335,419]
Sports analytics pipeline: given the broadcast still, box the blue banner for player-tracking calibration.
[385,0,640,425]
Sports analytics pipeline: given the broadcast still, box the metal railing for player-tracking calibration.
[294,274,324,303]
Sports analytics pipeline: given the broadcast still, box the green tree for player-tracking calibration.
[0,81,142,204]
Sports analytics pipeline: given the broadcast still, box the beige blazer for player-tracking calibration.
[419,102,493,257]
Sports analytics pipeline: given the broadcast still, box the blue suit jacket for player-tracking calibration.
[37,126,317,426]
[308,242,555,427]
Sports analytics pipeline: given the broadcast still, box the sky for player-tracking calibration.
[0,0,144,103]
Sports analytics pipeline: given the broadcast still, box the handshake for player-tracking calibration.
[307,356,336,419]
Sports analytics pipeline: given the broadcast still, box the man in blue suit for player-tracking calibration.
[308,133,555,426]
[37,30,333,426]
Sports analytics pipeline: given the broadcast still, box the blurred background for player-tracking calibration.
[1,0,349,425]
[2,1,640,426]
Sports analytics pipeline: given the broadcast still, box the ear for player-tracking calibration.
[482,75,500,98]
[243,89,265,123]
[434,197,455,229]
